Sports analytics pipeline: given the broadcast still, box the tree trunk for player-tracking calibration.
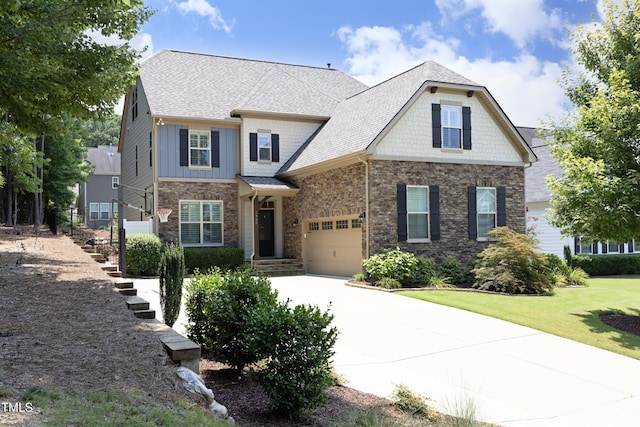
[5,169,13,227]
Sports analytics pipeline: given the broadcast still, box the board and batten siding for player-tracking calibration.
[157,125,238,179]
[120,79,154,221]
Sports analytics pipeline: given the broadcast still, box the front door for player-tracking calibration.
[258,209,275,257]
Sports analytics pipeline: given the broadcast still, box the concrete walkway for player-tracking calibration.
[133,275,640,427]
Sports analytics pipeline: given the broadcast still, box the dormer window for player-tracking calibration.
[441,105,462,149]
[249,132,280,163]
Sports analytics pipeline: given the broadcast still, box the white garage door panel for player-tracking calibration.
[304,219,362,277]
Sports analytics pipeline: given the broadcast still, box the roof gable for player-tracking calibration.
[279,61,533,174]
[140,50,368,120]
[86,145,120,175]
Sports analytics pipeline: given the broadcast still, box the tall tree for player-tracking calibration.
[0,0,151,134]
[547,0,640,243]
[83,113,122,147]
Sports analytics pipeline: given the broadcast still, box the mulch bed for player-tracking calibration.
[2,226,639,426]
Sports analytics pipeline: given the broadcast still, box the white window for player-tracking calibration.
[112,176,119,189]
[258,133,271,162]
[607,241,620,254]
[180,200,223,246]
[189,131,211,167]
[407,186,429,240]
[100,203,110,220]
[477,188,496,239]
[89,203,99,221]
[441,105,462,149]
[577,238,593,255]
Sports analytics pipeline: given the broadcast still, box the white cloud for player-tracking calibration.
[177,0,234,33]
[435,0,563,49]
[337,24,568,127]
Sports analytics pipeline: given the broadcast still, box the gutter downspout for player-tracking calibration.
[358,156,370,260]
[250,191,258,268]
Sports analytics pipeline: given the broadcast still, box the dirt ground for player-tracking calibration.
[0,227,444,426]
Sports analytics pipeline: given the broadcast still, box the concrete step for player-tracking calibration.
[117,288,137,296]
[113,279,134,289]
[101,264,118,272]
[126,296,149,311]
[161,337,201,363]
[253,259,305,276]
[133,309,156,319]
[107,271,122,278]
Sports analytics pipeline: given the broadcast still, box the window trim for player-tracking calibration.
[406,185,430,242]
[441,105,462,150]
[100,203,110,221]
[89,203,99,221]
[179,200,224,247]
[188,130,212,169]
[476,187,497,241]
[257,132,272,163]
[112,176,119,189]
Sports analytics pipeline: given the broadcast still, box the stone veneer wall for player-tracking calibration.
[283,163,367,260]
[368,160,525,266]
[156,181,239,247]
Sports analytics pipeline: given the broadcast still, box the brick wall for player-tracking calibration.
[283,163,367,259]
[368,160,525,265]
[156,181,239,247]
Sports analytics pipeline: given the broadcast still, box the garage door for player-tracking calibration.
[304,217,363,277]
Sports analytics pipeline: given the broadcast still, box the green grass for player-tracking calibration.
[20,387,230,426]
[398,276,640,360]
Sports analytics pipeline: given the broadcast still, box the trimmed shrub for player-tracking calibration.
[125,234,162,276]
[184,269,278,374]
[410,257,436,286]
[438,256,464,286]
[183,247,244,272]
[159,244,185,327]
[253,302,338,418]
[571,254,640,276]
[463,258,477,286]
[362,247,418,282]
[472,227,553,295]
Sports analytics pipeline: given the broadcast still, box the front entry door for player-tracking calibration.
[258,209,275,257]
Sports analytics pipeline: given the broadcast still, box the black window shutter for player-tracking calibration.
[497,187,506,226]
[432,104,441,148]
[397,184,407,241]
[468,186,477,239]
[249,133,258,162]
[592,243,599,254]
[601,243,608,254]
[574,237,579,254]
[429,185,440,240]
[620,243,625,253]
[211,130,220,168]
[629,241,635,252]
[179,128,188,167]
[462,106,472,150]
[271,134,280,162]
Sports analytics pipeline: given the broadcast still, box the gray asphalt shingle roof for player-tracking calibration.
[86,145,120,175]
[520,127,560,203]
[279,61,481,174]
[141,50,368,120]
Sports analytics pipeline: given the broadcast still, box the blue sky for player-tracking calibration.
[128,0,606,127]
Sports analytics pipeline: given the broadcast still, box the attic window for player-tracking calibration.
[258,133,271,162]
[441,105,462,149]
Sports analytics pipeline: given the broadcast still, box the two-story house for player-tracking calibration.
[119,50,536,276]
[79,145,120,229]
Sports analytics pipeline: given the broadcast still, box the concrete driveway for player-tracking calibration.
[135,275,640,426]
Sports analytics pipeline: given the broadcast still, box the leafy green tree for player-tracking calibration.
[0,1,152,134]
[547,0,640,242]
[43,117,92,210]
[83,113,122,147]
[0,121,40,225]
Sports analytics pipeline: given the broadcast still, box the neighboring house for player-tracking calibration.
[79,145,120,229]
[119,50,536,276]
[522,127,639,258]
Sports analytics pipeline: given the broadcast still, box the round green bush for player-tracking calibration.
[125,234,162,276]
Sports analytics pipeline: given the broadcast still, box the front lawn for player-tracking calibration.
[398,276,640,360]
